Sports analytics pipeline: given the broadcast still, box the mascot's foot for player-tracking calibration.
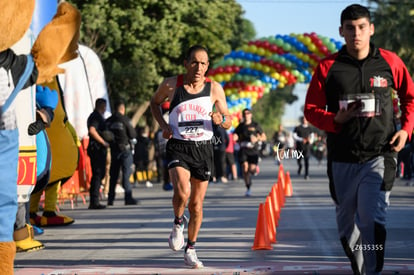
[14,224,45,253]
[0,241,15,274]
[30,211,75,227]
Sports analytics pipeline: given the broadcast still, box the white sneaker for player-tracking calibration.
[245,189,251,197]
[145,181,153,188]
[184,248,204,268]
[115,184,124,193]
[168,223,185,251]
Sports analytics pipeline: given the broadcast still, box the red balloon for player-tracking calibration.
[225,82,234,89]
[236,112,242,120]
[216,67,224,73]
[232,65,241,73]
[281,70,290,78]
[269,44,279,53]
[224,66,233,73]
[234,81,243,88]
[319,45,328,55]
[246,85,254,91]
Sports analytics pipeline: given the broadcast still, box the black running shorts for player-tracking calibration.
[166,138,213,181]
[238,147,259,165]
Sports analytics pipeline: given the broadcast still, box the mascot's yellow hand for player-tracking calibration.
[31,2,81,84]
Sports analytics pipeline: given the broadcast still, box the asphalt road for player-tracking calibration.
[14,157,414,275]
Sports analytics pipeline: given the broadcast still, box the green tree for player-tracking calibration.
[367,0,414,74]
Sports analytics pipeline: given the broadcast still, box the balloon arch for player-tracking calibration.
[207,32,343,129]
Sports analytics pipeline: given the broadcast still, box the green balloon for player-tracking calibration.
[242,60,251,67]
[275,38,284,47]
[322,37,330,45]
[234,74,243,81]
[282,43,291,51]
[225,58,234,66]
[327,42,337,52]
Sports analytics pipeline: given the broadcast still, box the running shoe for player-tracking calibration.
[163,182,173,191]
[184,247,204,268]
[168,220,185,251]
[245,189,251,197]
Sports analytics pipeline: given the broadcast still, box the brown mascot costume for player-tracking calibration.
[0,1,80,273]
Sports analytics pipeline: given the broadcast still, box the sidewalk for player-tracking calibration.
[14,158,414,274]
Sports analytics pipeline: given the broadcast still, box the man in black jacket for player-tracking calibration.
[87,98,109,209]
[106,100,138,205]
[304,4,414,275]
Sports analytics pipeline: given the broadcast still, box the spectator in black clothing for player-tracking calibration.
[154,128,173,191]
[86,98,110,209]
[134,126,153,188]
[106,100,138,205]
[212,123,229,183]
[293,116,314,179]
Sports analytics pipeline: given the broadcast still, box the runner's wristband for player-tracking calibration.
[220,116,226,128]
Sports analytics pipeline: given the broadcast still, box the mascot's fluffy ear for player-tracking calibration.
[31,2,81,84]
[0,0,35,52]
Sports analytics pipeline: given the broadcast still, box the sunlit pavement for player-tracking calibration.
[14,157,414,274]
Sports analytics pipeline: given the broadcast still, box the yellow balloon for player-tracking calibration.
[241,45,250,52]
[262,65,270,73]
[308,44,316,52]
[271,72,280,80]
[249,45,257,53]
[257,47,265,56]
[303,36,312,45]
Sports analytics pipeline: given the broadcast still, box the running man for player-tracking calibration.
[233,108,266,197]
[150,45,231,268]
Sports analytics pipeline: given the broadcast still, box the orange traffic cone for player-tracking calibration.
[278,166,285,190]
[265,196,277,243]
[277,178,285,208]
[252,203,272,250]
[279,163,284,176]
[269,185,280,226]
[285,171,293,197]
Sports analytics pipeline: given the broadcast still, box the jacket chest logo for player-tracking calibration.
[370,76,388,88]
